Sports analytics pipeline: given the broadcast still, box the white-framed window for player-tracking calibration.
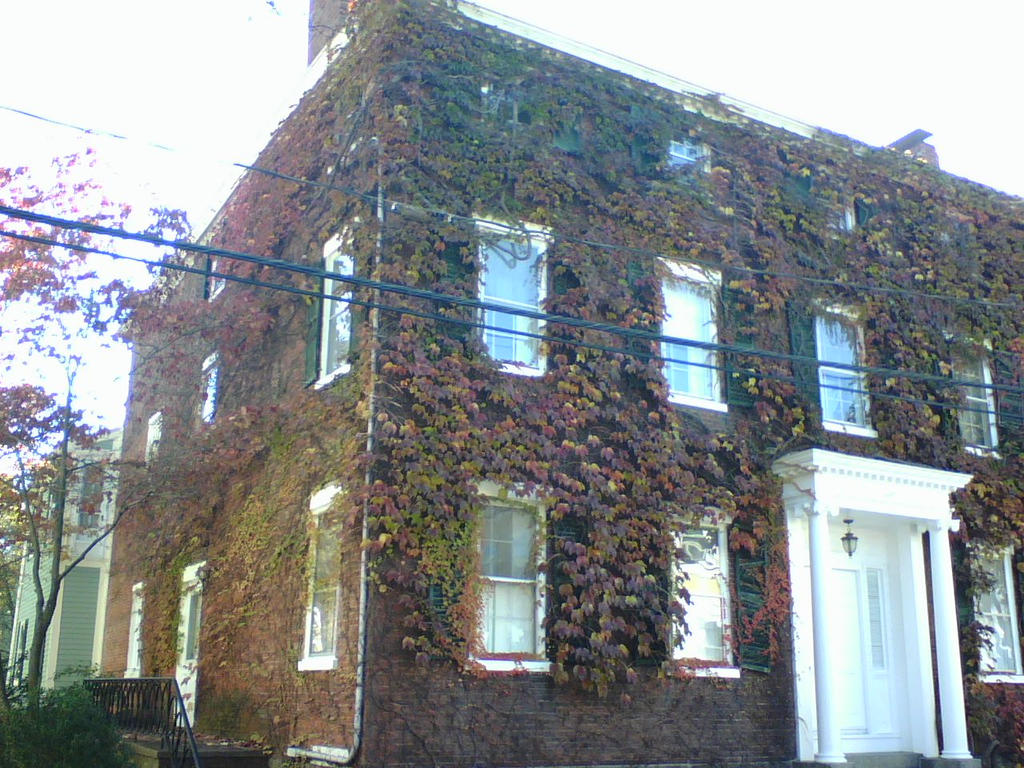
[976,550,1022,678]
[145,411,162,464]
[478,221,548,376]
[477,485,546,671]
[206,256,225,301]
[318,234,354,385]
[201,353,219,423]
[815,313,874,436]
[667,138,708,170]
[661,261,725,412]
[674,525,732,667]
[955,355,998,453]
[299,484,343,671]
[125,582,145,678]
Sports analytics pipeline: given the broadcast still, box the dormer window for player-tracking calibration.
[667,138,708,170]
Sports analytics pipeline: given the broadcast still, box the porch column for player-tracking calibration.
[928,522,972,760]
[808,503,845,764]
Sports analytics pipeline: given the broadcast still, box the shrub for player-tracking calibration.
[0,685,133,768]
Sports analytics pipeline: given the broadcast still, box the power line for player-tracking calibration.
[2,225,1018,426]
[4,103,1023,313]
[1,205,1018,398]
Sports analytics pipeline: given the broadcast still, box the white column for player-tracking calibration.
[928,522,973,760]
[808,504,846,764]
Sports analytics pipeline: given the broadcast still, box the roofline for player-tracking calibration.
[455,1,822,141]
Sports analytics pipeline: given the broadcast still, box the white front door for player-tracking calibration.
[176,562,205,725]
[830,526,909,753]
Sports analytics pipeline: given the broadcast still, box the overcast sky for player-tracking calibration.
[1,0,1020,426]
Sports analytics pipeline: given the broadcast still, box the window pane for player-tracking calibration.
[816,317,868,426]
[676,527,727,663]
[978,554,1020,674]
[482,504,535,579]
[481,235,544,368]
[482,581,536,654]
[184,592,201,661]
[663,280,716,400]
[309,589,337,656]
[480,502,537,655]
[322,250,353,377]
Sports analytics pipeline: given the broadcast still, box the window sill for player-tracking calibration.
[668,393,728,413]
[297,655,338,672]
[980,672,1024,684]
[314,365,351,390]
[498,362,545,377]
[966,445,1001,459]
[475,657,550,673]
[823,420,877,439]
[679,665,741,679]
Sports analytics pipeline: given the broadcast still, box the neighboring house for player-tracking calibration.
[100,2,1024,767]
[7,430,121,690]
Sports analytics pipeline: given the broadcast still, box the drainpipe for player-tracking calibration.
[286,137,383,766]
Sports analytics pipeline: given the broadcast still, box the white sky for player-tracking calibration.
[1,0,1021,427]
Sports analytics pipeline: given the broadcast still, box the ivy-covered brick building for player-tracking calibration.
[101,2,1024,766]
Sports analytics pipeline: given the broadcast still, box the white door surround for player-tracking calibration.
[176,561,206,725]
[773,449,974,763]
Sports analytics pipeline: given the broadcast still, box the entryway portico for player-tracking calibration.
[773,450,976,766]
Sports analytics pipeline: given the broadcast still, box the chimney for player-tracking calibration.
[887,129,939,168]
[308,0,349,64]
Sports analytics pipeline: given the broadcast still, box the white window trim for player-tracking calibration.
[315,233,354,388]
[477,219,549,378]
[661,260,727,413]
[475,481,548,673]
[298,484,343,672]
[206,257,225,301]
[125,582,145,678]
[815,311,877,438]
[201,353,219,423]
[667,137,709,172]
[956,353,999,455]
[977,548,1023,679]
[145,411,162,464]
[672,523,736,673]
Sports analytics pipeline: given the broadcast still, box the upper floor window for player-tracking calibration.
[661,262,724,411]
[976,550,1022,677]
[299,484,343,671]
[667,138,708,171]
[205,256,225,301]
[77,464,104,529]
[815,314,873,435]
[674,525,731,665]
[145,411,162,464]
[955,355,998,453]
[319,234,354,384]
[201,353,219,424]
[478,221,547,376]
[478,490,546,670]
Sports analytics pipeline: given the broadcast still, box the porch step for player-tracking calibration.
[123,736,270,768]
[846,753,923,768]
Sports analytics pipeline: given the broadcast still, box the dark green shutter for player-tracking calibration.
[202,256,214,300]
[722,285,756,408]
[551,263,579,297]
[553,123,582,154]
[547,516,586,661]
[951,540,975,631]
[854,198,875,227]
[787,303,819,413]
[933,358,960,442]
[992,351,1024,433]
[304,291,322,388]
[732,527,772,673]
[437,240,472,342]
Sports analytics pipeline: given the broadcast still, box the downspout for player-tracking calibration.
[287,136,383,767]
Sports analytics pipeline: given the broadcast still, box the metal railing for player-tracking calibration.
[85,677,203,768]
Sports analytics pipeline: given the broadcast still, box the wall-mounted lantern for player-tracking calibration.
[841,518,858,558]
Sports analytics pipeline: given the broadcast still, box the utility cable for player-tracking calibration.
[4,104,1023,312]
[2,226,1018,424]
[1,207,1019,399]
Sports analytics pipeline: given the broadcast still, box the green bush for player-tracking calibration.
[0,685,133,768]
